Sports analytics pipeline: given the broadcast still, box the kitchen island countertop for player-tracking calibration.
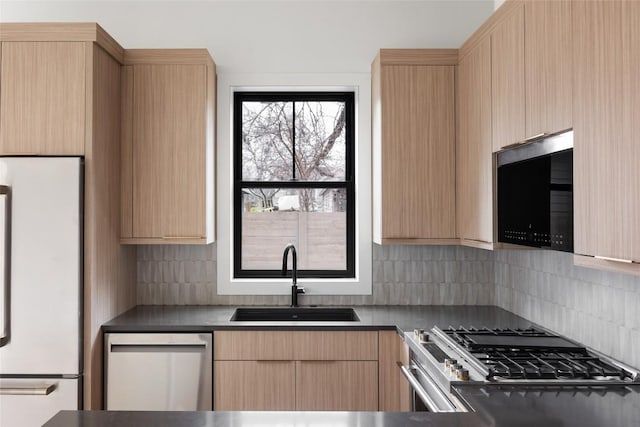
[44,410,483,427]
[44,383,640,427]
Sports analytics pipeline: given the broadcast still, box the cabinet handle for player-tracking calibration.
[500,133,548,151]
[524,133,548,142]
[0,384,56,396]
[594,255,633,264]
[162,236,204,240]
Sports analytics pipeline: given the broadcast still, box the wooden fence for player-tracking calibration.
[242,211,346,270]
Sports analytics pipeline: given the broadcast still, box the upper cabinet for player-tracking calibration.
[491,2,525,152]
[490,0,573,152]
[0,41,86,155]
[121,50,215,244]
[457,37,494,248]
[524,0,572,138]
[572,0,640,275]
[371,49,457,245]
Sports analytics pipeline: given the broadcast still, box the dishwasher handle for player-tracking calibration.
[110,343,208,353]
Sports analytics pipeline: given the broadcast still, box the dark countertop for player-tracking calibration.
[101,305,533,333]
[453,384,640,427]
[44,410,484,427]
[55,305,639,427]
[44,385,640,427]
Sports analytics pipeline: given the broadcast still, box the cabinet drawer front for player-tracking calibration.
[214,331,293,360]
[293,331,378,360]
[214,361,295,411]
[295,361,378,411]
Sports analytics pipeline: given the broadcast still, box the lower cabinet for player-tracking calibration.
[214,361,295,410]
[296,361,378,411]
[378,330,411,411]
[213,330,381,411]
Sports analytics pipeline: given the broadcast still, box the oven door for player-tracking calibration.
[398,362,468,412]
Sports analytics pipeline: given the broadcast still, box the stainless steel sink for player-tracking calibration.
[230,307,359,322]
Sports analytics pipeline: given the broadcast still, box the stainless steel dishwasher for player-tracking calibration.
[105,333,212,410]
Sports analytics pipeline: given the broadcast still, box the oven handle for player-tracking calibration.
[397,362,450,413]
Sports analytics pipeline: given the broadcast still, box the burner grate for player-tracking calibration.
[480,350,632,380]
[443,326,634,381]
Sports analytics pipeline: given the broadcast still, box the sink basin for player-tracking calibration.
[230,307,359,322]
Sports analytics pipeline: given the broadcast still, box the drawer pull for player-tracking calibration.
[594,255,633,264]
[162,236,204,240]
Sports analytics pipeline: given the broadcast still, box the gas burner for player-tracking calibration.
[428,326,639,383]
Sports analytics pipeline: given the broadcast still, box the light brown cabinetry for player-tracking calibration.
[572,0,640,275]
[0,23,138,410]
[121,50,215,244]
[371,49,457,244]
[0,41,86,154]
[524,0,573,138]
[457,37,494,248]
[213,330,379,411]
[214,361,295,410]
[491,2,525,152]
[378,330,411,411]
[296,361,378,411]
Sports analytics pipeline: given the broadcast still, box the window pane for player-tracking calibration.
[294,101,346,181]
[242,101,293,180]
[241,188,347,270]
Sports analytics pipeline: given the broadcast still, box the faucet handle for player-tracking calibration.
[296,287,305,294]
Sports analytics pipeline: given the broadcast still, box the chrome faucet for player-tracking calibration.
[282,243,305,307]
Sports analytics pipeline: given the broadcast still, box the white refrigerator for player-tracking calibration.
[0,157,83,427]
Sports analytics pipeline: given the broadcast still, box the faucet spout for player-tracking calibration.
[282,244,304,307]
[282,243,297,285]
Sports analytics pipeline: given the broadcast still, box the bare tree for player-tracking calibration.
[242,100,346,211]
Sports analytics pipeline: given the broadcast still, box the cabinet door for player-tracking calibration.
[381,65,456,239]
[0,42,85,154]
[378,331,410,412]
[457,37,493,245]
[491,3,525,152]
[296,361,378,411]
[214,361,295,410]
[132,64,207,239]
[525,0,572,138]
[573,0,640,266]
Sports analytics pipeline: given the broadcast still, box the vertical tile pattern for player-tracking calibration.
[136,244,640,368]
[494,250,640,369]
[136,244,494,307]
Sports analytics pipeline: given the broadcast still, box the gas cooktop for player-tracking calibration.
[438,327,635,382]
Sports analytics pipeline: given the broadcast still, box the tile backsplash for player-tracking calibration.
[494,249,640,370]
[136,243,640,368]
[136,244,494,306]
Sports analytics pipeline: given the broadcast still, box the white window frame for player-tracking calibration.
[216,73,372,296]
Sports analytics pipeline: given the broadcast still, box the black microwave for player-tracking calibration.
[497,130,574,252]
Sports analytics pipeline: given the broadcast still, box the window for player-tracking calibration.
[234,92,355,279]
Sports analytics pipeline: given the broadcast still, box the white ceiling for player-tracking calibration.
[1,1,494,73]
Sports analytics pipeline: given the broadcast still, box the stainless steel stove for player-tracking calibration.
[401,325,640,413]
